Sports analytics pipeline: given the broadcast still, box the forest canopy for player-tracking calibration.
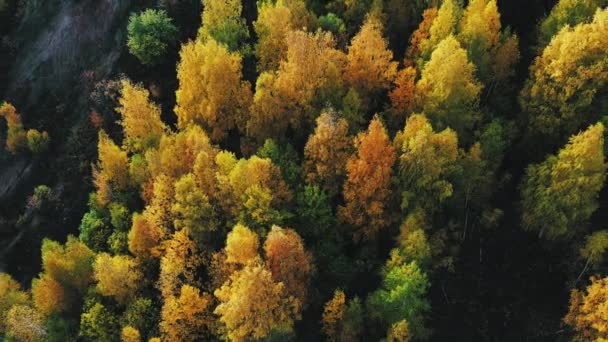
[1,0,608,341]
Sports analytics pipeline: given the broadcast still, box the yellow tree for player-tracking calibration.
[338,117,396,240]
[93,253,142,304]
[160,285,213,341]
[322,289,347,341]
[158,230,202,298]
[31,274,65,317]
[248,30,344,143]
[145,125,217,183]
[95,131,130,206]
[520,8,608,141]
[116,79,166,152]
[420,0,462,58]
[344,16,397,108]
[521,123,607,240]
[564,276,608,341]
[303,110,351,197]
[214,260,301,341]
[225,224,260,265]
[41,236,95,292]
[254,1,293,72]
[416,35,482,138]
[264,226,313,306]
[175,39,252,141]
[121,326,140,342]
[0,273,29,334]
[6,305,46,342]
[458,0,519,84]
[128,212,165,259]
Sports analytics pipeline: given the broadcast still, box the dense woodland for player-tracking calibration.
[0,0,608,340]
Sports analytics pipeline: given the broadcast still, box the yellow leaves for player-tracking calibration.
[459,0,501,53]
[31,274,65,316]
[6,304,45,342]
[339,117,396,240]
[248,30,343,143]
[128,212,165,259]
[147,125,217,180]
[160,285,213,341]
[0,273,29,333]
[416,35,482,136]
[225,224,260,265]
[322,289,347,341]
[304,111,351,196]
[117,79,166,152]
[387,320,411,342]
[158,230,202,298]
[423,0,461,55]
[175,39,252,141]
[121,326,141,342]
[522,8,608,138]
[564,276,608,341]
[345,17,397,102]
[41,236,95,291]
[198,0,243,42]
[214,260,300,341]
[93,253,142,304]
[97,130,130,196]
[254,1,293,71]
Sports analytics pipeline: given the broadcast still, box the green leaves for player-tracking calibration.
[127,9,177,65]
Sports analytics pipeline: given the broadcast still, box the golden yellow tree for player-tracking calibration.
[93,253,142,304]
[160,285,213,341]
[31,273,65,316]
[158,230,202,298]
[421,0,462,57]
[116,79,166,152]
[520,8,608,140]
[121,326,141,342]
[564,276,608,341]
[41,236,95,292]
[338,117,396,240]
[254,1,293,71]
[264,226,313,306]
[214,260,300,341]
[416,35,482,138]
[95,131,130,206]
[128,212,165,259]
[225,224,260,265]
[344,17,397,107]
[303,110,351,197]
[175,39,252,141]
[248,30,344,143]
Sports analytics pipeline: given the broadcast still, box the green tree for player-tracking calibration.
[368,261,430,339]
[127,9,177,65]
